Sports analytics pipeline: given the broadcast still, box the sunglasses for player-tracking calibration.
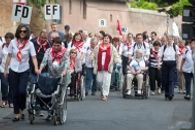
[71,52,77,54]
[20,30,27,33]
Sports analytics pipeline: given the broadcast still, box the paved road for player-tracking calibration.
[0,91,192,130]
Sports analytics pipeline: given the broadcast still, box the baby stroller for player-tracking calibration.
[68,72,85,101]
[122,71,149,99]
[27,73,68,125]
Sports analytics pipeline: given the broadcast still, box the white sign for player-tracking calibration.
[99,19,107,27]
[44,4,60,20]
[11,4,32,24]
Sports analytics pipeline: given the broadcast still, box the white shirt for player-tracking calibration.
[129,58,146,71]
[0,45,9,73]
[160,44,179,61]
[130,42,150,60]
[85,47,94,68]
[8,39,36,73]
[102,52,106,66]
[182,49,194,73]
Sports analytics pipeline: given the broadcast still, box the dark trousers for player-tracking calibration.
[122,55,129,75]
[149,67,161,91]
[161,61,177,97]
[9,69,29,114]
[85,67,96,93]
[183,72,193,96]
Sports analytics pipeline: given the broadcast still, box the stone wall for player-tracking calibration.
[0,0,182,37]
[0,0,16,36]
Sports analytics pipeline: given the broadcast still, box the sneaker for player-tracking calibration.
[126,90,131,95]
[184,95,191,100]
[157,88,161,94]
[150,91,155,95]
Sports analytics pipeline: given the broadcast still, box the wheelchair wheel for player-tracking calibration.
[122,75,127,98]
[29,113,34,124]
[76,75,85,101]
[142,82,149,99]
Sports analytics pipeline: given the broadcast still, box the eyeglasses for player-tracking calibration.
[20,30,27,33]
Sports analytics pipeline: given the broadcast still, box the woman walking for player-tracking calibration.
[4,24,38,121]
[0,32,14,108]
[93,34,121,101]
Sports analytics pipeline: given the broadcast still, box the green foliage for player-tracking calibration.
[130,0,158,10]
[168,0,190,17]
[129,0,191,17]
[27,0,57,8]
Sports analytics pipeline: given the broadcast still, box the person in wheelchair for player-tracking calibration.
[68,49,82,97]
[37,37,70,106]
[126,49,148,96]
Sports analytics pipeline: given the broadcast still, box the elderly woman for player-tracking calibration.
[67,49,82,97]
[4,24,38,121]
[38,37,69,79]
[93,34,121,101]
[126,49,148,96]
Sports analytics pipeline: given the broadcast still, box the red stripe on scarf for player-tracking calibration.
[51,47,66,63]
[36,37,49,53]
[72,41,84,52]
[97,44,111,71]
[16,40,28,62]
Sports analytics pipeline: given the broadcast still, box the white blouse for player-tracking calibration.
[0,45,9,73]
[8,39,36,73]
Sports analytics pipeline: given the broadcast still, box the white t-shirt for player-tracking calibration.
[160,44,179,61]
[8,39,36,73]
[182,49,194,73]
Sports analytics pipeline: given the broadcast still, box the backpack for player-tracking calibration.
[162,43,177,60]
[132,42,146,56]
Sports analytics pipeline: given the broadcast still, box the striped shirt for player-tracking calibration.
[149,48,162,68]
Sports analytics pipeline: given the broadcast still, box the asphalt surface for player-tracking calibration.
[0,91,192,130]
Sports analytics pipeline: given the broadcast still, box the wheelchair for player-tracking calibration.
[68,71,85,101]
[27,73,68,125]
[122,71,149,99]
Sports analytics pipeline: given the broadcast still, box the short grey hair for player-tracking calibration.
[90,37,99,44]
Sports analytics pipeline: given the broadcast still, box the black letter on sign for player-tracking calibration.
[15,5,22,16]
[53,5,58,15]
[46,5,51,15]
[22,6,29,18]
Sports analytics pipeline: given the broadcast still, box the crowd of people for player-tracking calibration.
[0,23,194,122]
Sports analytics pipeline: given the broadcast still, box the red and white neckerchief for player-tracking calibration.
[178,45,186,56]
[50,47,66,63]
[73,41,84,52]
[69,57,76,71]
[126,42,131,51]
[16,39,28,62]
[151,48,159,59]
[36,37,48,53]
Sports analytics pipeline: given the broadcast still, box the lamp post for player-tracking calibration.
[193,50,195,130]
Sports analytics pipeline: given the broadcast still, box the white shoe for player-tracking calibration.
[126,90,131,95]
[157,88,161,94]
[151,91,155,95]
[137,90,142,95]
